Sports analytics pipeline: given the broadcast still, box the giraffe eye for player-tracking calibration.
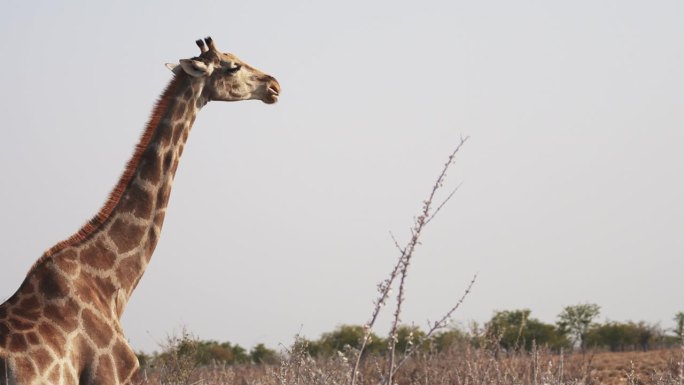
[224,64,241,74]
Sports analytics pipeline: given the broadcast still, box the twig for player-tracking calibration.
[386,136,469,385]
[425,182,463,226]
[350,136,469,385]
[388,274,477,379]
[389,231,405,255]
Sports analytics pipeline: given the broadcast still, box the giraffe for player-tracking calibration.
[0,37,280,385]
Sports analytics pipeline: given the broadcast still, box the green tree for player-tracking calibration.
[674,312,684,338]
[589,322,634,351]
[394,325,427,353]
[155,329,200,384]
[136,351,152,369]
[318,324,385,356]
[632,321,661,351]
[486,309,531,350]
[430,328,469,352]
[487,309,568,351]
[584,321,658,351]
[556,303,600,351]
[292,337,322,358]
[250,343,279,364]
[230,343,249,363]
[195,340,249,365]
[526,320,569,351]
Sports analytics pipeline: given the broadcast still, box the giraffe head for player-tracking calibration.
[169,37,281,104]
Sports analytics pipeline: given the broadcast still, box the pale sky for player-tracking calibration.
[1,1,682,353]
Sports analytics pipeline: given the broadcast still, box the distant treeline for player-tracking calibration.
[138,306,684,367]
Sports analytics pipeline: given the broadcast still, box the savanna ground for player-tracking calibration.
[136,344,684,385]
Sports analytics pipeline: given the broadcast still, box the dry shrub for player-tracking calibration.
[136,344,683,385]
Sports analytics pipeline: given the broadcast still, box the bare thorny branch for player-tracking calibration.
[350,136,474,385]
[389,274,477,378]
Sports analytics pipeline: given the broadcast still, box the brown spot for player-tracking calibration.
[97,354,116,383]
[47,363,62,384]
[75,333,96,364]
[22,278,37,294]
[7,317,34,331]
[79,365,93,385]
[80,238,118,271]
[14,295,42,321]
[33,347,53,372]
[115,256,144,292]
[109,218,145,254]
[157,124,173,148]
[14,356,37,383]
[55,249,79,276]
[163,149,174,171]
[81,309,113,348]
[172,104,185,121]
[18,295,40,309]
[121,182,154,219]
[26,331,40,346]
[43,298,79,333]
[37,269,71,300]
[38,322,66,356]
[172,125,182,144]
[74,271,116,311]
[139,148,162,186]
[9,333,28,351]
[156,183,171,211]
[113,339,138,381]
[146,227,159,258]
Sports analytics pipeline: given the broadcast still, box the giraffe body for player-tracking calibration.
[0,37,280,385]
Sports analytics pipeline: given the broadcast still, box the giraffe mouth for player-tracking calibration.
[264,85,280,104]
[263,79,281,104]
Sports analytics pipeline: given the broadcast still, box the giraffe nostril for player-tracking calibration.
[267,78,281,95]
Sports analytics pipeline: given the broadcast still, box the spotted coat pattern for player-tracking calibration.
[0,37,280,385]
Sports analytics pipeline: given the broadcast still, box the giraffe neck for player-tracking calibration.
[27,72,208,315]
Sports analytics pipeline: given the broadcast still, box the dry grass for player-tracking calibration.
[584,349,684,385]
[136,346,684,385]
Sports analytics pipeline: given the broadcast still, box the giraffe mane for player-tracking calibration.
[30,72,187,271]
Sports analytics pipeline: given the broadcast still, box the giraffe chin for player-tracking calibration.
[263,95,279,104]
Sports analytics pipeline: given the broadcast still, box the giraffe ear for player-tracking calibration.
[164,63,181,74]
[165,63,181,74]
[179,59,214,77]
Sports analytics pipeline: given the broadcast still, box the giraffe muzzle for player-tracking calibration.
[263,77,281,104]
